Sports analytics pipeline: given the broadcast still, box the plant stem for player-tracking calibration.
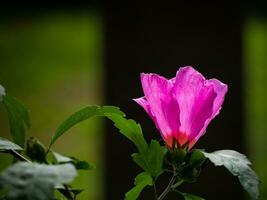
[153,181,158,200]
[171,179,184,189]
[9,150,31,162]
[158,174,176,200]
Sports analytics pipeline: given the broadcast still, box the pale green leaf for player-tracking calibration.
[202,150,259,199]
[52,152,95,170]
[52,151,73,163]
[0,137,23,151]
[0,162,77,200]
[0,85,5,102]
[48,106,125,149]
[125,172,153,200]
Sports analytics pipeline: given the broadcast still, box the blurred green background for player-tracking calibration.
[0,10,104,200]
[244,17,267,199]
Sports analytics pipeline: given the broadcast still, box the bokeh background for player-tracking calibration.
[0,1,266,200]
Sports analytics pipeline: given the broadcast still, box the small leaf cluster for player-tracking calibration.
[106,112,259,200]
[0,85,124,200]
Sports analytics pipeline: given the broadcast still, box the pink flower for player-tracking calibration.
[134,66,227,149]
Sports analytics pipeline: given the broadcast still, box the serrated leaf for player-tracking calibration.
[202,150,259,199]
[132,140,165,179]
[0,137,23,151]
[2,95,30,147]
[106,114,148,153]
[48,106,125,149]
[0,85,6,102]
[125,172,152,200]
[0,162,77,200]
[182,193,205,200]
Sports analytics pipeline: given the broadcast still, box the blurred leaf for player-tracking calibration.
[52,151,72,163]
[106,114,148,153]
[49,106,125,149]
[125,172,152,200]
[26,137,47,163]
[70,188,84,195]
[52,152,95,170]
[0,138,22,151]
[0,162,77,200]
[182,193,205,200]
[202,150,259,200]
[0,85,6,102]
[132,140,165,179]
[2,95,31,147]
[69,157,95,170]
[56,185,84,196]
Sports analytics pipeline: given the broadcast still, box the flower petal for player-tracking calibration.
[137,73,180,147]
[173,66,217,144]
[133,97,152,118]
[208,79,228,117]
[189,78,228,148]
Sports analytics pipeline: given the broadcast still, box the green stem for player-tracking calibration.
[9,150,31,162]
[158,174,176,200]
[171,179,184,189]
[153,180,158,200]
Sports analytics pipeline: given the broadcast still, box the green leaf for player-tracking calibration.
[52,151,73,163]
[0,85,6,102]
[26,137,47,163]
[70,188,84,196]
[48,106,125,149]
[202,150,259,199]
[106,114,148,153]
[0,137,23,151]
[2,95,31,147]
[56,185,84,196]
[69,156,95,170]
[187,149,206,168]
[132,140,165,179]
[182,193,205,200]
[125,172,153,200]
[52,152,95,170]
[0,162,77,200]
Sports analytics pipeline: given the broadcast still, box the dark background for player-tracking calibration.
[105,1,244,200]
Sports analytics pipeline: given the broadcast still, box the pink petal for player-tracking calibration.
[208,79,228,117]
[133,97,153,118]
[173,66,217,144]
[189,78,228,148]
[135,73,180,147]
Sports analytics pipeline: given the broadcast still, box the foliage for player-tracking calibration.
[0,84,259,200]
[125,172,152,200]
[202,150,259,199]
[2,95,30,148]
